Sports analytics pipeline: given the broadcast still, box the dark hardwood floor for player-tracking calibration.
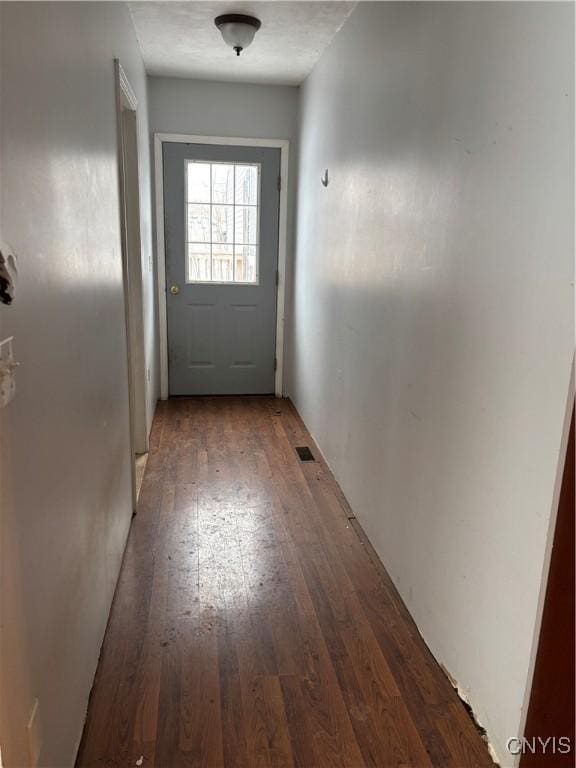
[76,397,494,768]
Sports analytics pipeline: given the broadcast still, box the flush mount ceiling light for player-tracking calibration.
[215,14,261,56]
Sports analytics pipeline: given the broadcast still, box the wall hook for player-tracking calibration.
[321,169,329,187]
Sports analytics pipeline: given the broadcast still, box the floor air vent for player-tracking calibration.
[295,446,315,462]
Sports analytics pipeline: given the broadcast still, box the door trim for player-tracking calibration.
[516,358,575,766]
[154,132,289,399]
[115,59,148,510]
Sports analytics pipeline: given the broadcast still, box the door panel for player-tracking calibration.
[186,304,215,368]
[163,142,280,395]
[229,304,258,367]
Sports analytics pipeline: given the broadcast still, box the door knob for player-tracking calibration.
[170,284,180,295]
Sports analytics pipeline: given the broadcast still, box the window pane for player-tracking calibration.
[212,205,234,244]
[235,206,258,245]
[184,162,260,284]
[235,245,257,283]
[212,164,234,204]
[188,204,211,242]
[188,244,211,282]
[187,162,211,203]
[235,165,258,206]
[212,245,234,282]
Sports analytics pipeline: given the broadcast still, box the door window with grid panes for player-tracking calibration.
[186,161,260,283]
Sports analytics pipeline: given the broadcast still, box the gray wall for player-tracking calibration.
[0,3,156,765]
[289,3,574,765]
[148,76,299,391]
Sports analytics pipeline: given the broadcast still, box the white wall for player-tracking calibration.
[289,3,574,765]
[148,76,299,391]
[0,3,156,765]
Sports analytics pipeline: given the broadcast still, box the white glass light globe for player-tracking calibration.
[215,15,261,56]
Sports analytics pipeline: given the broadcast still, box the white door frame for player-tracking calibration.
[154,132,289,399]
[115,60,148,510]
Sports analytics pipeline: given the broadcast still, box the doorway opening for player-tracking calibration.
[115,60,148,507]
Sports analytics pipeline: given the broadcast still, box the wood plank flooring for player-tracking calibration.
[76,397,494,768]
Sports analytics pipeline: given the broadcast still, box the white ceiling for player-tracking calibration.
[128,2,356,86]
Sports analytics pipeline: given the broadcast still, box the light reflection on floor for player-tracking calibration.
[135,453,148,500]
